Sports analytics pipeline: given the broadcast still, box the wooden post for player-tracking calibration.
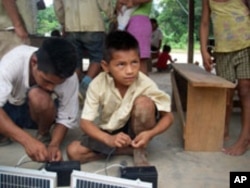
[187,0,194,64]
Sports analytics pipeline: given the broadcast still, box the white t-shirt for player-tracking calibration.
[0,45,79,129]
[151,28,163,49]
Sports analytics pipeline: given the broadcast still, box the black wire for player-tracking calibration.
[104,148,116,176]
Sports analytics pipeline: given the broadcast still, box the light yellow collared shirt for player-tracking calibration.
[81,72,171,132]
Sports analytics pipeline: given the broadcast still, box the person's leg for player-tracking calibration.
[140,58,149,75]
[67,129,134,163]
[223,47,250,155]
[67,140,104,163]
[65,32,85,81]
[79,32,104,97]
[223,79,250,155]
[215,52,236,141]
[224,88,235,140]
[130,95,156,166]
[28,87,56,142]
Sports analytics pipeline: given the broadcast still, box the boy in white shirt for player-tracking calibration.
[0,38,79,162]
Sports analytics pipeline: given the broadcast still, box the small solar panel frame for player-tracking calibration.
[70,170,152,188]
[0,165,57,188]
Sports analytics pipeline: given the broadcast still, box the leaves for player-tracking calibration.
[36,5,60,36]
[152,0,202,49]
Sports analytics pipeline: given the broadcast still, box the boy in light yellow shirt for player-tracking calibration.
[67,31,173,165]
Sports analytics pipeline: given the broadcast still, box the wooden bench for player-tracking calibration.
[171,64,235,151]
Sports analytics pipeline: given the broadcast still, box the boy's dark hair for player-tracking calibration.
[35,38,77,79]
[163,45,171,53]
[51,29,61,37]
[103,31,139,62]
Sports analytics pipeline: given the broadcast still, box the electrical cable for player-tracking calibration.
[104,147,116,176]
[15,154,44,170]
[15,154,29,167]
[93,163,125,175]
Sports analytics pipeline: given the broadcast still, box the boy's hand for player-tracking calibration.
[24,139,49,162]
[202,51,214,72]
[48,145,62,162]
[131,131,151,148]
[109,132,132,148]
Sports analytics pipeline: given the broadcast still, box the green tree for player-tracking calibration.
[36,5,60,35]
[152,0,202,49]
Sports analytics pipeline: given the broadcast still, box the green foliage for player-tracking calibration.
[152,0,202,50]
[36,5,60,36]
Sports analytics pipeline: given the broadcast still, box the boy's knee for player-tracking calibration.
[28,87,54,110]
[133,96,155,115]
[67,141,80,160]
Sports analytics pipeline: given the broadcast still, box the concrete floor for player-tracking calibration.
[0,69,250,188]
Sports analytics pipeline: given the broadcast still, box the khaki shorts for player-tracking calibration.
[214,47,250,82]
[0,31,30,59]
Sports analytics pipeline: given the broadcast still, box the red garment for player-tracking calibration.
[155,52,172,69]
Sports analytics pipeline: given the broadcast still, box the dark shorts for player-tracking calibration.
[65,32,105,68]
[3,95,58,129]
[80,123,131,155]
[80,108,160,155]
[3,101,37,129]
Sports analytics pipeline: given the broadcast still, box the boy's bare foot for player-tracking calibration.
[222,138,249,156]
[133,148,150,166]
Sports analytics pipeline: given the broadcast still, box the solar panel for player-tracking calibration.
[70,170,152,188]
[0,165,57,188]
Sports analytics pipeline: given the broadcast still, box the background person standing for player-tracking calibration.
[54,0,114,98]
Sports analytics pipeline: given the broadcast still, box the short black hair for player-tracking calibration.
[51,29,61,37]
[103,31,139,63]
[150,18,157,24]
[163,45,171,53]
[35,38,77,79]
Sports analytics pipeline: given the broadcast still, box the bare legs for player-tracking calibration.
[67,141,104,163]
[78,62,101,99]
[224,88,234,140]
[28,88,56,138]
[140,58,150,75]
[224,79,250,155]
[130,96,156,166]
[67,96,156,165]
[77,62,101,82]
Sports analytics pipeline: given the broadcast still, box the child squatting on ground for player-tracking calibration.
[153,44,175,72]
[66,31,174,165]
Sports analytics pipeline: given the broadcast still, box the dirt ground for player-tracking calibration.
[0,65,249,188]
